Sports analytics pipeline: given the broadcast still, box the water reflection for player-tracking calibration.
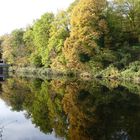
[0,99,58,140]
[0,76,140,140]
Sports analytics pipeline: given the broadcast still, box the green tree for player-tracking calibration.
[46,10,70,69]
[11,29,25,48]
[107,0,140,46]
[33,13,54,65]
[23,26,37,66]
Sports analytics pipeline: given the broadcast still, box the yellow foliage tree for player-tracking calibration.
[63,0,109,71]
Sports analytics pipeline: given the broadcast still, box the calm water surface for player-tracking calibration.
[0,75,140,140]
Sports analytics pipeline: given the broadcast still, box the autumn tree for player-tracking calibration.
[0,35,14,65]
[0,29,26,66]
[11,29,31,67]
[63,0,109,71]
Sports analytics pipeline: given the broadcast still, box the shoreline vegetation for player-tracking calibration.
[7,70,140,98]
[0,0,140,82]
[9,63,140,83]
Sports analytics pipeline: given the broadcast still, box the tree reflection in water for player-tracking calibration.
[0,77,140,140]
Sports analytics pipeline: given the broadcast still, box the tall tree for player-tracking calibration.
[23,26,37,66]
[33,13,54,65]
[107,0,140,46]
[63,0,109,71]
[47,10,70,69]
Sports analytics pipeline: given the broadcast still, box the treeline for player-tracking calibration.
[0,0,140,74]
[0,0,79,69]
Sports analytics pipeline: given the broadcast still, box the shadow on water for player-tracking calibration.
[0,74,140,140]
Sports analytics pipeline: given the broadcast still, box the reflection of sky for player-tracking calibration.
[0,99,61,140]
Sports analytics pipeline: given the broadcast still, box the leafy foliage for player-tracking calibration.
[33,12,54,65]
[0,0,140,74]
[63,0,109,71]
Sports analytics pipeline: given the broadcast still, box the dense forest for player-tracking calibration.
[0,0,140,80]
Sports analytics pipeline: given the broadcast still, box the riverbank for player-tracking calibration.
[7,69,140,97]
[9,66,79,80]
[8,61,140,83]
[95,61,140,83]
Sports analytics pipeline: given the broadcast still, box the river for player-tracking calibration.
[0,75,140,140]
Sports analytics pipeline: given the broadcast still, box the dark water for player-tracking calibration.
[0,75,140,140]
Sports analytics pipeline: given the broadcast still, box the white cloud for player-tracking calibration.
[0,0,74,35]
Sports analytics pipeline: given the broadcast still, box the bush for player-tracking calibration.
[121,61,140,80]
[96,65,120,79]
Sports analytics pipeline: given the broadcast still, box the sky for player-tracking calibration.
[0,0,74,35]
